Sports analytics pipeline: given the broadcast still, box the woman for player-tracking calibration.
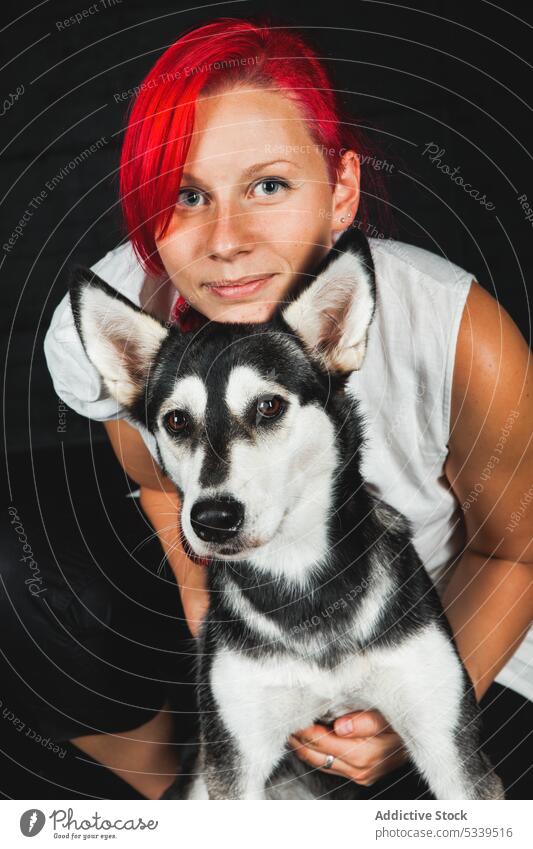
[39,17,533,799]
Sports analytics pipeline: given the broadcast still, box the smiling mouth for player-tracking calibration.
[203,274,276,298]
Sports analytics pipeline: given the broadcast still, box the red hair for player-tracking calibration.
[119,15,390,279]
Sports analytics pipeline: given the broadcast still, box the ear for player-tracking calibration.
[281,228,376,373]
[69,266,169,408]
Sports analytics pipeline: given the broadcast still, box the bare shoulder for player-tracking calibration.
[450,280,531,416]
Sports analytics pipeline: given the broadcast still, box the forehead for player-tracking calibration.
[225,365,282,416]
[160,365,290,420]
[155,326,317,417]
[165,373,208,419]
[183,88,328,183]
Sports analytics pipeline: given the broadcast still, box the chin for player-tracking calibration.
[214,541,265,560]
[212,305,273,324]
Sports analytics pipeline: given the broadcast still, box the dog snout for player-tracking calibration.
[190,496,245,543]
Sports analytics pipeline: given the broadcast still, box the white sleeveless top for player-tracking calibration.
[43,238,533,703]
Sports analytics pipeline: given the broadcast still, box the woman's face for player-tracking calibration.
[155,86,359,323]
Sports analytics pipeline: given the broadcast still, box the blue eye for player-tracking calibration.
[253,178,290,197]
[177,189,205,208]
[176,177,291,209]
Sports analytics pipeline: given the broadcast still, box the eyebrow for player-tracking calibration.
[181,159,301,185]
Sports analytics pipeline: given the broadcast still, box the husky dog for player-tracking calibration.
[69,227,504,801]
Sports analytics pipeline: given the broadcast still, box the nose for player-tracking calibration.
[190,496,245,543]
[206,200,253,262]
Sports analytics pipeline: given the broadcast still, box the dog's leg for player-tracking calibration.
[186,775,210,800]
[198,689,288,800]
[199,649,304,799]
[365,623,504,800]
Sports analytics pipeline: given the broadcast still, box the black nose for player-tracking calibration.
[190,496,245,543]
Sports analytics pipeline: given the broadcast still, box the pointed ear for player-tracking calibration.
[69,266,169,408]
[281,230,376,373]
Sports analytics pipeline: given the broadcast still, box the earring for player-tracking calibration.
[340,217,346,223]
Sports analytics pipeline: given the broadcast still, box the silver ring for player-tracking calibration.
[323,753,335,769]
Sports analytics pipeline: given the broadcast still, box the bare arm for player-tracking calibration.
[442,279,533,701]
[103,419,209,634]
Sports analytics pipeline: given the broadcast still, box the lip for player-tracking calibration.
[205,274,276,299]
[180,527,211,566]
[181,526,264,562]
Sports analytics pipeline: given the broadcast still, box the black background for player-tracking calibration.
[1,0,532,454]
[1,0,532,800]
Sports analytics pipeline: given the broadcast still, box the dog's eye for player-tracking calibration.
[164,410,189,434]
[256,395,285,420]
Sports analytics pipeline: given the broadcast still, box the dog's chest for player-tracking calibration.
[210,648,377,741]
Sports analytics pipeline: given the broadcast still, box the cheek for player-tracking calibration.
[286,406,338,480]
[230,410,337,537]
[289,179,335,239]
[272,237,331,301]
[156,433,203,493]
[155,232,197,295]
[225,433,293,524]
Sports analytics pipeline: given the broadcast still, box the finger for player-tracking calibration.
[287,736,370,785]
[288,736,410,788]
[290,726,377,770]
[293,723,400,756]
[334,709,392,737]
[292,724,409,773]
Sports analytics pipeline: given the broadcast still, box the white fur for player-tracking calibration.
[187,777,210,800]
[159,374,208,423]
[351,554,395,645]
[225,365,282,417]
[221,403,338,582]
[221,583,287,644]
[282,250,374,372]
[209,622,470,800]
[77,286,168,406]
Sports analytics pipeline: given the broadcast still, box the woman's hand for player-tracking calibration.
[288,709,409,787]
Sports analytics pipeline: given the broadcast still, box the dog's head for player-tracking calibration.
[70,228,375,573]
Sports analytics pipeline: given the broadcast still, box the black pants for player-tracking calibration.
[1,442,531,798]
[1,441,198,744]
